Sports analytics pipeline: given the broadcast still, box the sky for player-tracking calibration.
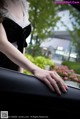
[26,10,74,44]
[54,10,74,31]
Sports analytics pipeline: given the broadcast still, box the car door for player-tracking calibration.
[0,67,80,118]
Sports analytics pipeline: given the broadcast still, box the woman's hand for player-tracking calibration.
[0,24,68,95]
[33,69,68,95]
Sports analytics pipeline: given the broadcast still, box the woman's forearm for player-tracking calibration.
[0,24,41,74]
[0,40,41,74]
[0,17,68,95]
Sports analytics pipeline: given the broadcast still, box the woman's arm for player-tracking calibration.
[0,24,41,73]
[19,48,27,73]
[0,23,68,95]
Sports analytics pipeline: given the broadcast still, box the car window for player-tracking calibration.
[36,1,80,90]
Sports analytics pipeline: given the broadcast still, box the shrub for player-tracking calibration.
[53,65,80,83]
[34,56,55,69]
[24,54,55,75]
[62,61,80,74]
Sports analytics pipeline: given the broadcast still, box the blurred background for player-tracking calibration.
[24,0,80,86]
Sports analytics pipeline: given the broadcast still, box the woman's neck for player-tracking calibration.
[5,0,24,21]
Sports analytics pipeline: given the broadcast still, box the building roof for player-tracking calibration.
[51,31,73,41]
[40,37,71,51]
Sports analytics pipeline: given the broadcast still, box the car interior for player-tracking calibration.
[0,2,80,118]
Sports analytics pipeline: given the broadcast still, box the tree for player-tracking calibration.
[57,4,80,62]
[26,0,61,56]
[27,1,80,60]
[28,0,60,42]
[68,6,80,62]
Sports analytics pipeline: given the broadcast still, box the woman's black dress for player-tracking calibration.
[0,17,31,71]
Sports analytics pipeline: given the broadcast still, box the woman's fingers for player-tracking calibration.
[47,75,61,95]
[56,80,67,93]
[43,78,55,92]
[34,69,68,95]
[56,73,68,90]
[50,71,68,91]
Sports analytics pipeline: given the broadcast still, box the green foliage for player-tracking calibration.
[27,0,80,61]
[26,44,43,57]
[28,0,60,40]
[68,7,80,62]
[55,4,80,62]
[24,53,55,75]
[23,70,32,75]
[34,56,55,69]
[59,5,80,62]
[62,61,80,74]
[25,53,34,62]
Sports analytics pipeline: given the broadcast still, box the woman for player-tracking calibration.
[0,0,68,95]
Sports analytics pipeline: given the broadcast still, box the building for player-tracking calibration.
[40,31,77,64]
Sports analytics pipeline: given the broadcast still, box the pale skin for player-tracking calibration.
[0,23,68,95]
[0,0,68,95]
